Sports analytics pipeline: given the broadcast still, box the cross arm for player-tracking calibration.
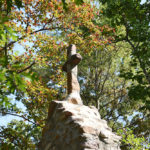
[62,53,82,72]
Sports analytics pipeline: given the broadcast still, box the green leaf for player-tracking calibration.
[61,0,68,11]
[6,0,13,12]
[15,0,23,9]
[0,72,6,81]
[75,0,84,5]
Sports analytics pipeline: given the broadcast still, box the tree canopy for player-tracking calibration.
[0,0,149,149]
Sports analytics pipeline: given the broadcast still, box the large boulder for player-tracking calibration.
[39,101,121,150]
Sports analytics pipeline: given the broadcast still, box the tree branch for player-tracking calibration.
[0,26,63,52]
[125,24,136,50]
[125,24,150,84]
[0,111,41,127]
[17,61,35,73]
[136,54,150,84]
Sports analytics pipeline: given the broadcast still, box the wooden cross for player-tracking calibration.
[62,44,83,105]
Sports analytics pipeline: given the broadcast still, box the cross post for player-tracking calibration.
[62,44,83,105]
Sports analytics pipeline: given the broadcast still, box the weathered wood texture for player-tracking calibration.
[62,44,82,104]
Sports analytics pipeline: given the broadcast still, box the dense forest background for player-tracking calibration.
[0,0,150,149]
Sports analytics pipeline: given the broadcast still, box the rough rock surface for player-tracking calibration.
[39,101,121,150]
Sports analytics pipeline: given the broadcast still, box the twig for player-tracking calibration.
[17,61,35,73]
[0,111,41,127]
[0,26,63,52]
